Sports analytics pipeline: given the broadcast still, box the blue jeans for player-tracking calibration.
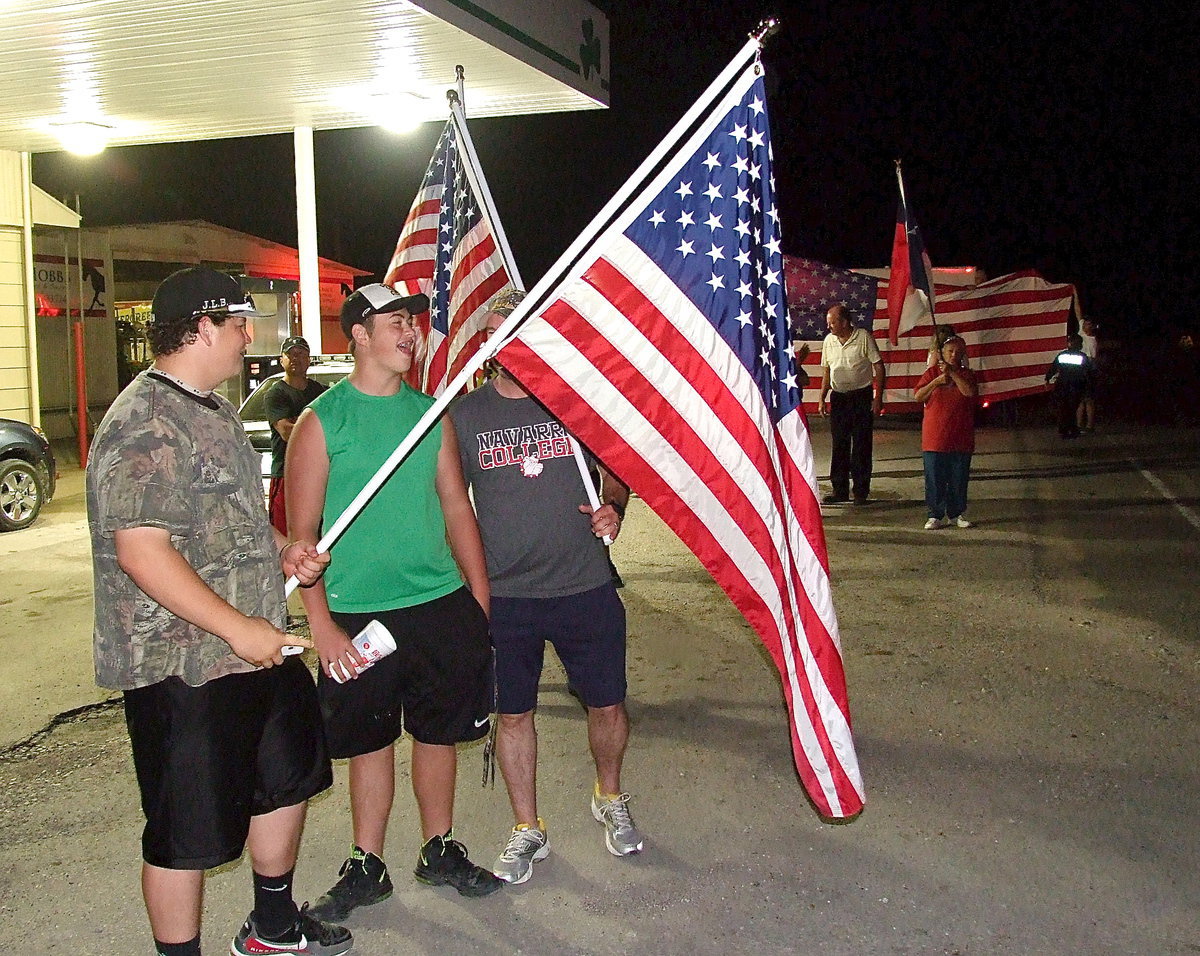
[923,451,972,519]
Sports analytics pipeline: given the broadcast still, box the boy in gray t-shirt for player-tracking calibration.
[449,289,643,887]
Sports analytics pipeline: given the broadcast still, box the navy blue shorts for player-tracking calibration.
[321,587,492,757]
[491,583,626,714]
[123,657,331,871]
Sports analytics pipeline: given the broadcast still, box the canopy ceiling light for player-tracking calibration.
[327,87,427,134]
[49,120,112,156]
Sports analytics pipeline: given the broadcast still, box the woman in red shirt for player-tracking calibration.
[913,335,978,529]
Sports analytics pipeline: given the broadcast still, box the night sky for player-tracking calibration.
[31,0,1195,336]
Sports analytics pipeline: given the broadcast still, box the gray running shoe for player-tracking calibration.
[591,791,644,856]
[492,823,550,884]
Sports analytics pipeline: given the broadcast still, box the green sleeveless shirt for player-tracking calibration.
[309,379,462,612]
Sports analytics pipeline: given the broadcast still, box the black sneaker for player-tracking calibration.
[307,846,393,923]
[414,832,504,897]
[230,903,352,955]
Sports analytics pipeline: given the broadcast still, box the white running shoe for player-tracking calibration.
[952,516,972,528]
[491,822,549,884]
[591,790,644,856]
[924,517,947,530]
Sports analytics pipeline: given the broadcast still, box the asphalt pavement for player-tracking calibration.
[1,418,1197,954]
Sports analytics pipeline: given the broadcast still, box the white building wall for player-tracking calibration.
[0,152,32,420]
[0,228,31,419]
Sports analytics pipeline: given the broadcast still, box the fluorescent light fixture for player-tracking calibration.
[50,120,112,156]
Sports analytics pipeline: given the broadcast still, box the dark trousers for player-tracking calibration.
[829,386,874,499]
[923,451,972,519]
[1056,384,1084,438]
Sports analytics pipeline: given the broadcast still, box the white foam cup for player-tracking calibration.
[331,619,397,683]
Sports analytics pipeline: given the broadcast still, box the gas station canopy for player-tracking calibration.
[0,0,610,154]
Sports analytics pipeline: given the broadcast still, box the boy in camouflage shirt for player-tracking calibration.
[87,267,349,956]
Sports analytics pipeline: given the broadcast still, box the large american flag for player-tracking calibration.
[791,266,1074,410]
[497,65,864,818]
[383,116,512,395]
[786,257,879,336]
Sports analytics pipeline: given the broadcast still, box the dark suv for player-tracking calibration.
[0,418,57,531]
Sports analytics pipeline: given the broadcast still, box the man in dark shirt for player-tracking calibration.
[1045,333,1096,439]
[265,336,327,533]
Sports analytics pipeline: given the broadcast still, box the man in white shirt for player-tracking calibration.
[1077,319,1098,432]
[818,305,886,504]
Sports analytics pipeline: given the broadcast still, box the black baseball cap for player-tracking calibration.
[151,267,262,324]
[280,336,310,354]
[340,284,430,337]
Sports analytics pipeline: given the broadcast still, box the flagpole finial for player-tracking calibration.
[752,17,781,43]
[446,88,460,108]
[894,158,902,170]
[454,64,467,115]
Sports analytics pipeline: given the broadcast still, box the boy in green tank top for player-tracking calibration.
[287,285,502,922]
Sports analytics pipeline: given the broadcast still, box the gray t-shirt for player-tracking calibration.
[451,381,612,599]
[87,370,285,690]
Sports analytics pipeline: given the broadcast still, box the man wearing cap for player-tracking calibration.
[287,283,502,923]
[450,289,641,887]
[86,268,349,956]
[264,336,328,534]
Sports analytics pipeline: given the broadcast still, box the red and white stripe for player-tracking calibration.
[798,269,1074,410]
[384,183,441,391]
[500,235,865,819]
[383,138,511,397]
[432,220,509,393]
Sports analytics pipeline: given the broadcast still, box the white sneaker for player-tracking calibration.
[952,516,972,528]
[924,517,947,530]
[491,822,549,884]
[591,790,644,856]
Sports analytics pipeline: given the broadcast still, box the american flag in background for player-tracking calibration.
[497,65,864,818]
[874,270,1074,404]
[384,117,512,395]
[785,257,878,337]
[789,265,1074,410]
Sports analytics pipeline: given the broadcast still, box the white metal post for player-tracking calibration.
[294,127,322,352]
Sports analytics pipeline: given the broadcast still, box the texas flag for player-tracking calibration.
[887,166,935,345]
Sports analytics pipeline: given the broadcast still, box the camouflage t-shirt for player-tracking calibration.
[88,370,285,690]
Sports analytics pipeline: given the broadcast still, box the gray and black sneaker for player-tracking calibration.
[414,832,504,897]
[230,903,352,956]
[307,846,392,923]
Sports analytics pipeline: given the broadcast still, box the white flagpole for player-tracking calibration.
[285,36,764,594]
[450,103,523,289]
[451,83,609,535]
[895,159,909,211]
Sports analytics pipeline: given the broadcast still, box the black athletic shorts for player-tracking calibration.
[321,586,493,758]
[123,657,331,871]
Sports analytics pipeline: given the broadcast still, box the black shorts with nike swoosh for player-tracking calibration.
[321,587,493,757]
